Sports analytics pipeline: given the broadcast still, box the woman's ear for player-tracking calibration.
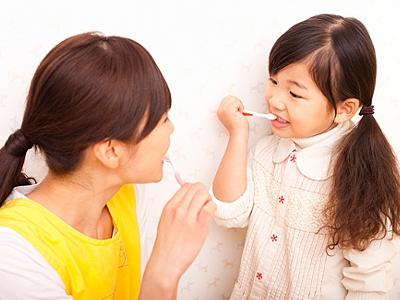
[334,98,360,123]
[92,139,123,169]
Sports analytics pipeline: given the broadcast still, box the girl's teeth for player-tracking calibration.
[277,117,287,124]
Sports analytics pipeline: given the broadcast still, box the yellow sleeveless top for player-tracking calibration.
[0,184,141,300]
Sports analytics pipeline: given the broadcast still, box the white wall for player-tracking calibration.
[1,1,399,298]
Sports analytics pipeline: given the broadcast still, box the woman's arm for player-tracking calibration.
[0,227,73,299]
[139,183,216,300]
[213,96,249,202]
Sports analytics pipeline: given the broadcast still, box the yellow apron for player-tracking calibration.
[0,184,141,299]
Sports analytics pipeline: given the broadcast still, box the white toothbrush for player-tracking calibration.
[242,110,277,120]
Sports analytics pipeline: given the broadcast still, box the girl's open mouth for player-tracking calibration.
[276,116,288,124]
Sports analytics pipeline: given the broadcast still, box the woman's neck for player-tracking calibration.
[27,172,118,239]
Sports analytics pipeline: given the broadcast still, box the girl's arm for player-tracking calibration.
[342,235,398,299]
[213,96,249,202]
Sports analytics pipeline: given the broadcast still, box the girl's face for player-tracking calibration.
[265,62,336,138]
[126,113,174,183]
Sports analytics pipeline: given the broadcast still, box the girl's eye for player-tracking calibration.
[269,78,278,85]
[290,91,302,99]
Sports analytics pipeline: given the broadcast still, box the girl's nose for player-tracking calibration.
[268,95,286,111]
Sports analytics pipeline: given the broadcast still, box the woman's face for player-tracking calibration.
[125,113,174,183]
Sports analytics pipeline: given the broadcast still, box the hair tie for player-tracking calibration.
[359,105,374,116]
[4,129,33,157]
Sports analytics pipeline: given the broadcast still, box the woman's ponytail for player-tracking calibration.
[0,129,35,206]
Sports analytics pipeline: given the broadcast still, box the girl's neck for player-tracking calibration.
[27,172,118,239]
[292,121,351,149]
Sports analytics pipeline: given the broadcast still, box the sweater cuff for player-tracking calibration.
[346,291,388,300]
[210,187,252,220]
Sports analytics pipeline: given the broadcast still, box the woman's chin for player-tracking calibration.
[132,172,163,184]
[152,171,164,183]
[153,176,163,183]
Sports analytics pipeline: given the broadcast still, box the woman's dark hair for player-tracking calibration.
[269,14,400,251]
[0,32,171,205]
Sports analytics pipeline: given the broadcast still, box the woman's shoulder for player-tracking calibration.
[0,227,71,298]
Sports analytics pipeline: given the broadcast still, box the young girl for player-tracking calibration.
[213,14,400,299]
[0,32,215,299]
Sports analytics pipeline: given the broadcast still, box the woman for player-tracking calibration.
[0,32,215,299]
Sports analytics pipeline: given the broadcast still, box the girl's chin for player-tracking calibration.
[271,128,290,138]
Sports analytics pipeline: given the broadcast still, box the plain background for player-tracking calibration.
[1,1,399,298]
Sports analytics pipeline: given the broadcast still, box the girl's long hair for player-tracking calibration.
[0,32,171,205]
[269,14,400,250]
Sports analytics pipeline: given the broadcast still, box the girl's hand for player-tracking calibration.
[217,95,249,136]
[141,183,216,298]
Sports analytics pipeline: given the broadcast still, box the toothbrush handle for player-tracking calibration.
[174,172,185,186]
[243,110,276,120]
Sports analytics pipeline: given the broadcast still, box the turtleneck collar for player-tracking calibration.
[272,121,353,180]
[291,122,350,149]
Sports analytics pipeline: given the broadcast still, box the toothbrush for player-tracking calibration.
[242,110,277,120]
[164,154,185,186]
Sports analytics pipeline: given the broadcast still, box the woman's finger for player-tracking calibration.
[198,199,217,224]
[186,184,212,221]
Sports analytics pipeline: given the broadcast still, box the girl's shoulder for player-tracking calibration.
[253,134,280,159]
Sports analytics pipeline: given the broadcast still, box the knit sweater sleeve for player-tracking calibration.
[342,235,398,299]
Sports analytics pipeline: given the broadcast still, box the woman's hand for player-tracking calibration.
[139,183,216,300]
[217,95,249,136]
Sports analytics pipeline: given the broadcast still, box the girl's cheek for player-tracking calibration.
[264,93,272,106]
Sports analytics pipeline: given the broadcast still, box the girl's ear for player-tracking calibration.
[92,139,125,169]
[334,98,360,123]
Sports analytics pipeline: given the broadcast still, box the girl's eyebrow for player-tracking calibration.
[288,79,308,90]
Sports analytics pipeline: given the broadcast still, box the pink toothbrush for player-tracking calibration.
[164,154,185,186]
[242,110,277,120]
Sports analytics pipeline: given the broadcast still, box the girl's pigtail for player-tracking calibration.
[328,111,400,250]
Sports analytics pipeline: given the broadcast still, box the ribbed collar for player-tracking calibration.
[6,184,38,201]
[272,121,353,180]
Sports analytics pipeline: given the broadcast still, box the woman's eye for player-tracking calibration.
[290,91,302,99]
[269,78,278,85]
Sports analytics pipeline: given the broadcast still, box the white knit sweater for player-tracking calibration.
[213,121,398,300]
